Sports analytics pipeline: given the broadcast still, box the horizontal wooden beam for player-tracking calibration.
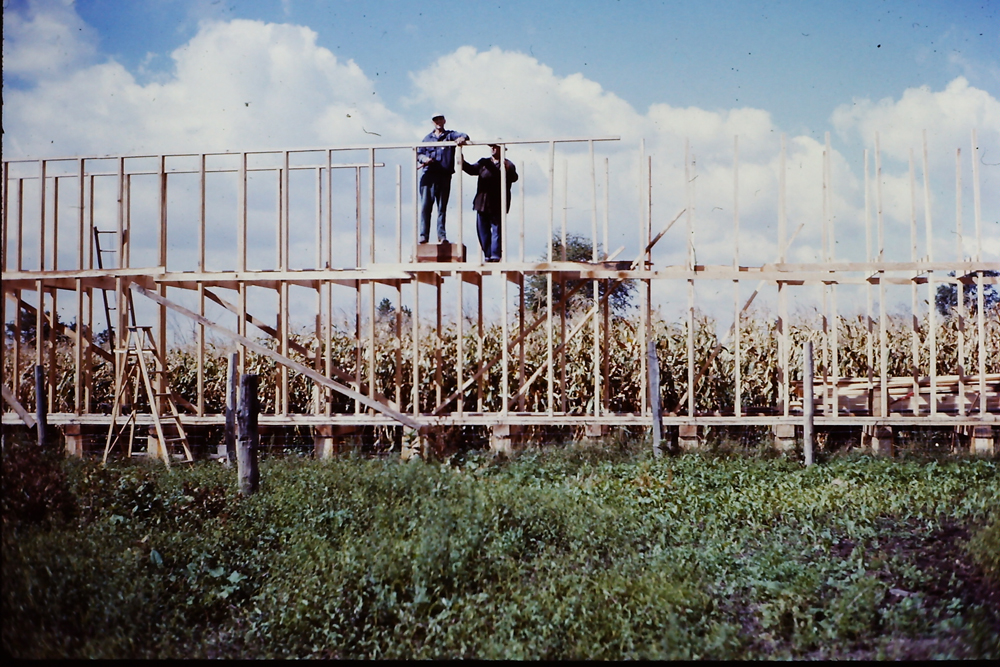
[5,262,994,289]
[1,136,621,166]
[7,411,996,429]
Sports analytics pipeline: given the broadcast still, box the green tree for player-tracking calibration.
[521,234,636,315]
[935,270,999,318]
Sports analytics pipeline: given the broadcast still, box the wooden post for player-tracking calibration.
[641,142,650,417]
[803,341,814,466]
[237,153,247,376]
[825,134,840,419]
[779,135,789,417]
[156,155,168,414]
[396,167,404,415]
[864,149,874,407]
[13,178,23,406]
[222,352,238,463]
[648,338,663,457]
[875,132,888,417]
[237,374,260,496]
[956,148,966,416]
[355,167,362,415]
[733,135,742,418]
[560,158,568,413]
[971,131,987,415]
[197,154,207,416]
[923,131,937,416]
[435,280,443,409]
[74,159,85,416]
[684,142,695,417]
[547,141,554,415]
[908,152,920,415]
[590,142,600,419]
[35,365,47,448]
[412,276,420,418]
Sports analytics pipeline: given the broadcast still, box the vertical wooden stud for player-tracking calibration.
[955,148,966,416]
[876,133,888,417]
[803,341,814,466]
[734,136,742,417]
[197,154,206,415]
[923,131,937,415]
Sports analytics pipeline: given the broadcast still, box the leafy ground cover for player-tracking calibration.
[2,441,998,659]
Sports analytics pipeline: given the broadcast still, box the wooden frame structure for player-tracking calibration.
[2,132,998,455]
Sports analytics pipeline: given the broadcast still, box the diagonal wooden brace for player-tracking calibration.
[131,284,422,431]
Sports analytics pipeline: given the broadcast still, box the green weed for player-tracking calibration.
[2,451,997,659]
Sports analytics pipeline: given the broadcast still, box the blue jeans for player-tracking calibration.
[419,168,451,242]
[477,210,502,261]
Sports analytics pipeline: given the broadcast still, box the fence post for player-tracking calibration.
[648,339,663,456]
[237,374,259,496]
[803,341,814,466]
[35,365,48,448]
[222,352,238,464]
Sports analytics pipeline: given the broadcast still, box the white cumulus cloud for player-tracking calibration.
[2,0,99,81]
[3,3,996,327]
[3,12,413,158]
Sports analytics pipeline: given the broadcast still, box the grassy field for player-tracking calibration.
[2,440,998,659]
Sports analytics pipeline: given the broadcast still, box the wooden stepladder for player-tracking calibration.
[103,326,193,466]
[92,227,120,350]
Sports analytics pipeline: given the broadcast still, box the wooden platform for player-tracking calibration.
[415,242,466,263]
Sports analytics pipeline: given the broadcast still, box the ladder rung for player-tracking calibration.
[163,437,186,443]
[95,229,117,234]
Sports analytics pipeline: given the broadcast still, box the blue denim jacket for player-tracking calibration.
[417,129,470,175]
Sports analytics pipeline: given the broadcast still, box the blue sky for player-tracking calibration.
[5,0,998,152]
[24,2,1000,127]
[3,0,999,325]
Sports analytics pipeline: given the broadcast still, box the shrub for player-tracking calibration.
[968,516,1000,584]
[1,442,76,527]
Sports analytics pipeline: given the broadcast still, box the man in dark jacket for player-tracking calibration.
[417,114,469,244]
[462,144,518,262]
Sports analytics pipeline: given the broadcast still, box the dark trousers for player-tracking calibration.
[419,169,451,242]
[477,210,502,261]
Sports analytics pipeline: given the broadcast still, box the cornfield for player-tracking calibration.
[4,308,998,418]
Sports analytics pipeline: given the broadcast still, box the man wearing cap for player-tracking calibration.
[462,144,518,262]
[417,114,470,244]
